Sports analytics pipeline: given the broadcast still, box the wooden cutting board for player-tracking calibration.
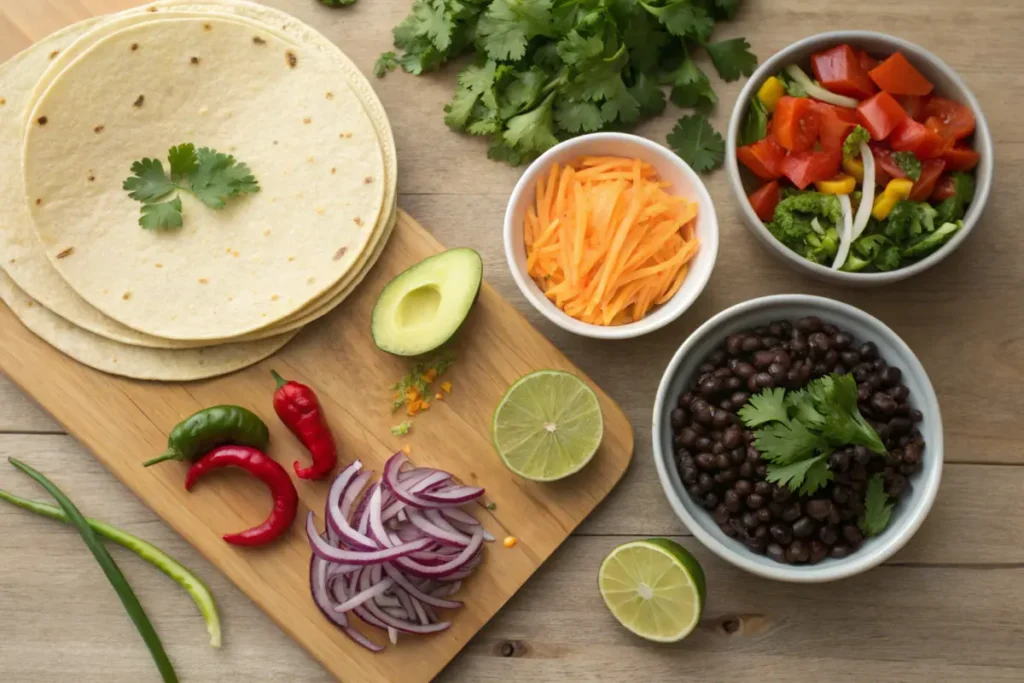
[0,207,634,682]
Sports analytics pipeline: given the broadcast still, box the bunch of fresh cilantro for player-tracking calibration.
[375,0,756,170]
[738,374,894,534]
[122,144,259,230]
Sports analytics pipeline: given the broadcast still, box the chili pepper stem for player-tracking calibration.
[270,369,288,389]
[142,449,183,468]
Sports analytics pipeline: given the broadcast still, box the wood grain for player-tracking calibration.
[2,0,1023,682]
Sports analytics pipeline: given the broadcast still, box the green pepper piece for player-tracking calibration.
[143,405,269,467]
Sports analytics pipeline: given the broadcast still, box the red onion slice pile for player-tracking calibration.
[308,455,491,651]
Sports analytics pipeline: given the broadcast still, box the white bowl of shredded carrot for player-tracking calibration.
[505,133,719,339]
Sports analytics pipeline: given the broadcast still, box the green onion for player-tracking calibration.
[0,487,221,647]
[8,458,179,682]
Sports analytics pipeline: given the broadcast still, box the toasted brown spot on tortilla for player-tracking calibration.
[203,23,212,31]
[133,95,145,108]
[273,140,278,145]
[87,174,95,182]
[364,176,373,184]
[286,50,298,68]
[155,263,163,268]
[271,294,279,301]
[198,278,209,284]
[122,291,132,300]
[326,92,334,100]
[263,229,271,236]
[131,43,139,51]
[330,167,336,175]
[0,98,5,106]
[339,132,353,139]
[37,116,47,125]
[7,258,14,264]
[333,247,348,261]
[253,36,266,45]
[35,198,42,206]
[94,124,104,133]
[288,256,295,262]
[307,277,316,285]
[49,50,60,59]
[303,116,311,124]
[146,6,157,11]
[190,56,200,65]
[353,217,364,226]
[307,156,314,163]
[316,207,325,215]
[56,247,74,259]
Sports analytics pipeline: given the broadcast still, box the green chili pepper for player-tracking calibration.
[143,405,269,467]
[0,487,221,647]
[9,458,179,682]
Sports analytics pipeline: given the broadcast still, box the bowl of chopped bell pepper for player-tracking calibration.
[725,31,992,285]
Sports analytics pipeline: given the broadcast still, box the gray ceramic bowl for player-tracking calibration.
[652,295,943,582]
[725,31,993,286]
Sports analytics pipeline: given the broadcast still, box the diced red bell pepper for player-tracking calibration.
[909,159,946,202]
[941,144,981,172]
[868,52,934,96]
[924,116,956,154]
[898,95,930,122]
[737,136,786,180]
[931,175,957,201]
[855,49,879,72]
[816,105,857,152]
[772,97,821,153]
[782,149,841,190]
[811,44,878,100]
[923,97,976,140]
[889,118,946,159]
[748,181,781,222]
[857,91,909,140]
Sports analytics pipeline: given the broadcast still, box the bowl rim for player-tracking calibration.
[725,30,993,285]
[503,132,719,340]
[651,293,944,582]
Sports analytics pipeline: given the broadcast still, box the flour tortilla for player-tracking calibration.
[11,1,397,345]
[24,16,386,340]
[0,269,295,381]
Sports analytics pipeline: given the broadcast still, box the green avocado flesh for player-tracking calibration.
[371,248,483,356]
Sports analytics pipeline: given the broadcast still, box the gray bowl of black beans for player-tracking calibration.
[652,294,942,582]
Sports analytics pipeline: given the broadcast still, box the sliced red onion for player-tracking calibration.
[406,470,453,494]
[382,562,462,609]
[419,484,485,504]
[310,554,384,652]
[407,508,473,546]
[361,596,451,635]
[382,454,462,509]
[307,513,431,564]
[334,577,395,613]
[441,507,480,526]
[388,627,399,645]
[395,529,484,578]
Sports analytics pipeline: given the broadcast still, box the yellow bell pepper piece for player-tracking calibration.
[871,179,916,220]
[886,178,914,201]
[757,77,785,113]
[843,157,864,183]
[814,174,857,195]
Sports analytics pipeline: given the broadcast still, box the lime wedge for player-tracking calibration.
[598,538,706,642]
[491,370,603,481]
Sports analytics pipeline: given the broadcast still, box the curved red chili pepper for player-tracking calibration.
[184,445,298,547]
[271,370,338,480]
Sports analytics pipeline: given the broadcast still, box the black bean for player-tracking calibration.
[767,502,784,519]
[742,512,759,530]
[695,452,715,471]
[832,332,853,350]
[755,463,767,478]
[719,468,738,485]
[729,448,746,465]
[772,485,791,503]
[720,522,738,538]
[792,516,816,538]
[761,336,781,349]
[749,372,775,391]
[889,417,912,435]
[680,466,698,485]
[699,377,722,398]
[756,508,773,524]
[741,336,762,353]
[695,436,714,452]
[823,349,839,369]
[734,480,754,497]
[698,473,714,493]
[842,524,863,547]
[733,362,756,380]
[910,409,923,422]
[830,544,852,558]
[856,382,872,403]
[831,485,850,505]
[829,450,851,473]
[712,409,732,430]
[811,363,829,378]
[768,362,788,381]
[746,493,766,510]
[887,385,910,402]
[840,350,861,368]
[887,473,909,498]
[809,540,828,564]
[697,362,715,375]
[870,392,898,415]
[872,358,888,371]
[769,523,793,544]
[807,332,830,357]
[903,443,922,466]
[729,392,750,411]
[753,481,772,497]
[853,445,872,466]
[702,492,719,510]
[880,366,902,387]
[769,322,785,337]
[692,401,714,424]
[738,462,754,478]
[724,489,742,513]
[796,316,822,333]
[726,334,745,356]
[786,539,809,563]
[766,543,786,563]
[713,504,729,525]
[753,350,776,369]
[724,376,743,392]
[805,499,833,521]
[678,392,696,408]
[713,453,730,470]
[833,364,847,376]
[858,342,879,361]
[720,426,743,450]
[818,525,839,545]
[687,483,703,498]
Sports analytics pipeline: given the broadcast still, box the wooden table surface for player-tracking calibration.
[2,1,1023,681]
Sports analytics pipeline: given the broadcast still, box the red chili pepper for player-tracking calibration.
[184,445,298,547]
[271,369,338,480]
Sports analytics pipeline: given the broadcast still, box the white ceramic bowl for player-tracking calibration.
[652,294,943,582]
[726,31,993,286]
[504,133,719,339]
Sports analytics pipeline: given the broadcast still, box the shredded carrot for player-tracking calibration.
[524,155,699,326]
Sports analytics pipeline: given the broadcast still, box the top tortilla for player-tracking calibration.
[23,16,386,340]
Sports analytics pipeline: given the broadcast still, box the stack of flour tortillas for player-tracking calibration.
[0,0,396,380]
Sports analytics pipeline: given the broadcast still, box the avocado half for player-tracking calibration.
[371,248,483,356]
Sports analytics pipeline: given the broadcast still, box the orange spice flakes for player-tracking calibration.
[401,444,412,455]
[441,381,453,393]
[503,536,518,548]
[390,355,455,420]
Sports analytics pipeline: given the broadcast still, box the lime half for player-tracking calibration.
[491,370,603,481]
[598,538,706,642]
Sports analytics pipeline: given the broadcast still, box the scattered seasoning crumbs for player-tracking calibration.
[198,277,209,284]
[391,421,412,436]
[37,116,47,126]
[253,36,266,45]
[49,50,59,59]
[353,217,363,226]
[56,247,74,259]
[131,43,139,51]
[202,23,212,31]
[133,95,144,108]
[35,198,42,206]
[503,536,518,548]
[94,124,104,133]
[390,355,455,413]
[286,51,298,68]
[190,57,200,65]
[326,92,334,100]
[435,393,444,401]
[0,97,6,106]
[441,381,453,393]
[122,291,132,300]
[402,444,412,455]
[303,117,312,124]
[484,502,496,511]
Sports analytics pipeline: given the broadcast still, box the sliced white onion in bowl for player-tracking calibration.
[851,142,876,240]
[785,65,859,108]
[831,193,855,270]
